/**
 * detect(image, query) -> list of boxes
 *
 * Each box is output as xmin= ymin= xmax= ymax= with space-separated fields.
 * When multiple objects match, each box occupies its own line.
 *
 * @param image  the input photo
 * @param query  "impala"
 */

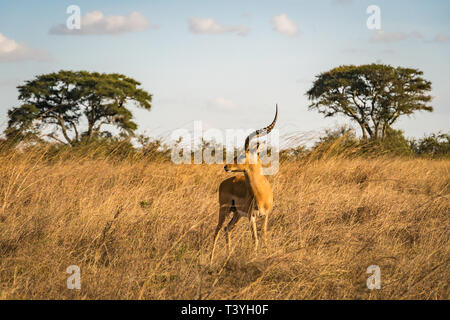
xmin=210 ymin=105 xmax=278 ymax=264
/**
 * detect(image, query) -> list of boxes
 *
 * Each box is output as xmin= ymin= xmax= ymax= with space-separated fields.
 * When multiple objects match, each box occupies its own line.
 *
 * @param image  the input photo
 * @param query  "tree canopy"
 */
xmin=306 ymin=64 xmax=433 ymax=140
xmin=5 ymin=70 xmax=152 ymax=145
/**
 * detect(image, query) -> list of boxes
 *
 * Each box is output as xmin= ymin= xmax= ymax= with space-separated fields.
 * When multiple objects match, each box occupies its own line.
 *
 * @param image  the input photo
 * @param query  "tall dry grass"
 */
xmin=0 ymin=147 xmax=448 ymax=299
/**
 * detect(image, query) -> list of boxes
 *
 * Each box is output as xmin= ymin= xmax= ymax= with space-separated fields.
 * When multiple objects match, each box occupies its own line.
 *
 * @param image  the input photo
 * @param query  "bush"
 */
xmin=411 ymin=132 xmax=450 ymax=157
xmin=307 ymin=126 xmax=414 ymax=159
xmin=308 ymin=126 xmax=361 ymax=159
xmin=0 ymin=134 xmax=173 ymax=163
xmin=366 ymin=128 xmax=414 ymax=157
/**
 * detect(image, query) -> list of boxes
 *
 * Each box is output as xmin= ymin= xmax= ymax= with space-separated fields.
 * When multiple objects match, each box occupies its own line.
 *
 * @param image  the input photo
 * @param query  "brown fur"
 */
xmin=210 ymin=106 xmax=278 ymax=264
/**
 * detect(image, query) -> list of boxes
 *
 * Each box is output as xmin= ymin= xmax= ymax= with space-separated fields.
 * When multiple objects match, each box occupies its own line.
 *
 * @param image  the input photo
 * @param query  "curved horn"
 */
xmin=245 ymin=104 xmax=278 ymax=151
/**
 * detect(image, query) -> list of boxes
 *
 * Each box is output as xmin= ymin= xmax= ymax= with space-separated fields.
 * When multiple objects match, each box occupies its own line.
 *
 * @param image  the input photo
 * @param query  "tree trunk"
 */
xmin=373 ymin=121 xmax=379 ymax=140
xmin=87 ymin=123 xmax=94 ymax=142
xmin=365 ymin=124 xmax=374 ymax=140
xmin=57 ymin=116 xmax=73 ymax=146
xmin=381 ymin=123 xmax=388 ymax=140
xmin=71 ymin=122 xmax=79 ymax=143
xmin=358 ymin=122 xmax=368 ymax=140
xmin=86 ymin=106 xmax=97 ymax=142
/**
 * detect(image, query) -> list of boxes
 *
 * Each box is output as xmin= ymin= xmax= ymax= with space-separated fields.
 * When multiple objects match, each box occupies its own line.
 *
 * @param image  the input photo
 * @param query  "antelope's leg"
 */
xmin=250 ymin=215 xmax=259 ymax=252
xmin=210 ymin=205 xmax=228 ymax=264
xmin=224 ymin=212 xmax=241 ymax=257
xmin=262 ymin=213 xmax=268 ymax=247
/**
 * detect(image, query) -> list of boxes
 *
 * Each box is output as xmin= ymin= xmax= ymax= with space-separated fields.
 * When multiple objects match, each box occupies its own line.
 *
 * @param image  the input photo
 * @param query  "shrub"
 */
xmin=411 ymin=132 xmax=450 ymax=157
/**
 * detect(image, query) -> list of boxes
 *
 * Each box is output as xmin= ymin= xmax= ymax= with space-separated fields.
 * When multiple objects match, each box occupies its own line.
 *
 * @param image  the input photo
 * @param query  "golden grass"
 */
xmin=0 ymin=149 xmax=448 ymax=299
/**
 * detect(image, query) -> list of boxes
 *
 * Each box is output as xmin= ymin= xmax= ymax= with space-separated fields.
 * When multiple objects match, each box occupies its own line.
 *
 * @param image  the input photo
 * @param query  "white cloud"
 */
xmin=370 ymin=30 xmax=408 ymax=43
xmin=49 ymin=11 xmax=152 ymax=35
xmin=410 ymin=31 xmax=423 ymax=39
xmin=434 ymin=34 xmax=449 ymax=43
xmin=370 ymin=30 xmax=424 ymax=43
xmin=188 ymin=17 xmax=249 ymax=36
xmin=210 ymin=97 xmax=236 ymax=111
xmin=0 ymin=33 xmax=51 ymax=62
xmin=341 ymin=48 xmax=396 ymax=55
xmin=333 ymin=0 xmax=353 ymax=5
xmin=270 ymin=14 xmax=299 ymax=37
xmin=370 ymin=30 xmax=450 ymax=44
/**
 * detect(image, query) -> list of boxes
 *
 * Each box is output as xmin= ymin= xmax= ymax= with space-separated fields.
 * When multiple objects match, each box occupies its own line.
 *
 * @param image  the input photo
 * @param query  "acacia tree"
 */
xmin=5 ymin=70 xmax=152 ymax=145
xmin=306 ymin=64 xmax=433 ymax=140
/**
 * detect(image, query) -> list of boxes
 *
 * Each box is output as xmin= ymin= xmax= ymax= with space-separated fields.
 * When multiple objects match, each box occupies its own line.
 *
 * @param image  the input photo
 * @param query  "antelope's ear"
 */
xmin=257 ymin=140 xmax=267 ymax=153
xmin=248 ymin=140 xmax=259 ymax=155
xmin=250 ymin=140 xmax=266 ymax=154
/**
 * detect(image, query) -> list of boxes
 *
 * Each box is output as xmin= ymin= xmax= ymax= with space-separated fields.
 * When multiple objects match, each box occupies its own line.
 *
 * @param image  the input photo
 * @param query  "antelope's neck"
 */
xmin=244 ymin=166 xmax=269 ymax=202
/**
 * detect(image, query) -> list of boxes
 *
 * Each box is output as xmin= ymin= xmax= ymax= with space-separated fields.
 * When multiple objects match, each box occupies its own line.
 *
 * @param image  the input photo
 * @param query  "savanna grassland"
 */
xmin=0 ymin=148 xmax=448 ymax=300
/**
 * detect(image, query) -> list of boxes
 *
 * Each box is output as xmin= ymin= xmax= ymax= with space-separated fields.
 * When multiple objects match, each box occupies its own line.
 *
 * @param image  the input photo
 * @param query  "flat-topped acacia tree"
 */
xmin=306 ymin=64 xmax=433 ymax=140
xmin=5 ymin=70 xmax=152 ymax=145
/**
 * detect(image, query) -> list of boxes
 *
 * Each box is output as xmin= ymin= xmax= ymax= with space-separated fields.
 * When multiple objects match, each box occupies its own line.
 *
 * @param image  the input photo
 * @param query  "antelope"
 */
xmin=210 ymin=105 xmax=278 ymax=264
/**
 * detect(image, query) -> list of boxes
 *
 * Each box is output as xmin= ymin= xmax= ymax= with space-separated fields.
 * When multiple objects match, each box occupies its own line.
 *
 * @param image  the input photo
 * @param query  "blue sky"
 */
xmin=0 ymin=0 xmax=449 ymax=145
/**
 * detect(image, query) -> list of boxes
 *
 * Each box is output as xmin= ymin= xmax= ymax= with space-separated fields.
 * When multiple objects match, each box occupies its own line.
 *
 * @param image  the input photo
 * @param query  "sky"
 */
xmin=0 ymin=0 xmax=449 ymax=146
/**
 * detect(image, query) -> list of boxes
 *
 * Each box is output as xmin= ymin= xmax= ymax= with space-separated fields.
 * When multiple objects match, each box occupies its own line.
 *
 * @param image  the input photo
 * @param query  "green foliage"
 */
xmin=0 ymin=134 xmax=173 ymax=163
xmin=5 ymin=70 xmax=152 ymax=146
xmin=363 ymin=128 xmax=414 ymax=157
xmin=279 ymin=145 xmax=308 ymax=161
xmin=411 ymin=132 xmax=450 ymax=157
xmin=135 ymin=134 xmax=172 ymax=161
xmin=307 ymin=64 xmax=433 ymax=140
xmin=310 ymin=126 xmax=360 ymax=159
xmin=306 ymin=126 xmax=414 ymax=159
xmin=379 ymin=128 xmax=414 ymax=156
